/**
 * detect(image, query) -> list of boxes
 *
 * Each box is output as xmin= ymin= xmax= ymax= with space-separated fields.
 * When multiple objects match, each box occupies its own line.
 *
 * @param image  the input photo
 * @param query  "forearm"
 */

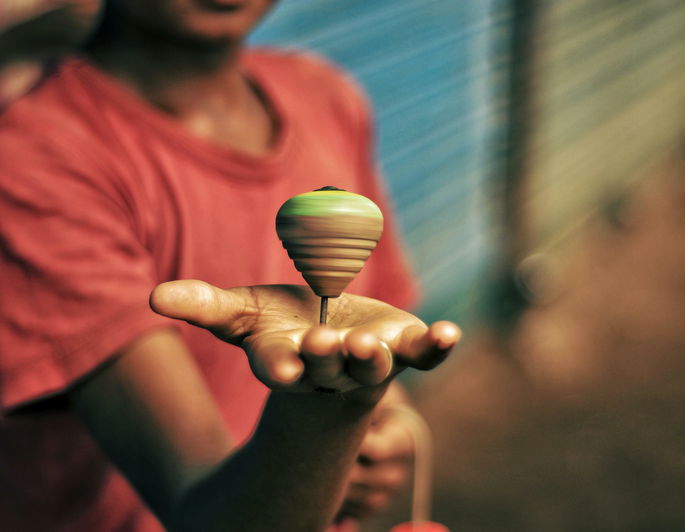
xmin=71 ymin=331 xmax=379 ymax=532
xmin=174 ymin=390 xmax=383 ymax=532
xmin=72 ymin=284 xmax=459 ymax=531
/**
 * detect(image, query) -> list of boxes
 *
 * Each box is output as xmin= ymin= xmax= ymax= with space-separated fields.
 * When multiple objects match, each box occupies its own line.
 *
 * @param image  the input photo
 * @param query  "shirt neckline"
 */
xmin=66 ymin=50 xmax=297 ymax=181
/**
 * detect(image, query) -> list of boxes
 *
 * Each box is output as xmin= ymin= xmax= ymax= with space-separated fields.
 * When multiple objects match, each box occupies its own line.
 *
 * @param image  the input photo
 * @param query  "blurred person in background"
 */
xmin=0 ymin=1 xmax=461 ymax=530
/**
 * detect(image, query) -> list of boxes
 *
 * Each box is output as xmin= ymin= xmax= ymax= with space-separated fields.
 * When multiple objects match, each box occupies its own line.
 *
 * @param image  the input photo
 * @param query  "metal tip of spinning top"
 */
xmin=319 ymin=296 xmax=328 ymax=325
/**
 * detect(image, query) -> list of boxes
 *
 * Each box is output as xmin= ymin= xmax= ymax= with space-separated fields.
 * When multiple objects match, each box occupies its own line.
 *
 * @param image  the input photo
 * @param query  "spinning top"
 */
xmin=276 ymin=186 xmax=384 ymax=324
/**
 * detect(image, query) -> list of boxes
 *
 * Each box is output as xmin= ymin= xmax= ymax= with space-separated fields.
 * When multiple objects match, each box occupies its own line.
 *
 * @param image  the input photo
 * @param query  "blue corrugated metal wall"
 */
xmin=250 ymin=0 xmax=510 ymax=324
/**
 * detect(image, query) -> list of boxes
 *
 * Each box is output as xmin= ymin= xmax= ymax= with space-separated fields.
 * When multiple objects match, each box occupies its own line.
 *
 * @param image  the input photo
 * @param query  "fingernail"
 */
xmin=379 ymin=340 xmax=393 ymax=380
xmin=436 ymin=337 xmax=456 ymax=350
xmin=436 ymin=324 xmax=461 ymax=348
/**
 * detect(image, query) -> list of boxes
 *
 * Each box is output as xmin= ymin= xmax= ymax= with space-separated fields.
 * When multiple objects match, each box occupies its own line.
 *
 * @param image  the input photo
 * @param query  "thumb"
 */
xmin=150 ymin=280 xmax=254 ymax=343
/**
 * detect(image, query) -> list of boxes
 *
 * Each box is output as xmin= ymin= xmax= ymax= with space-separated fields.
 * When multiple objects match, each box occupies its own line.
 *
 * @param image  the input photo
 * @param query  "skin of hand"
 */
xmin=148 ymin=280 xmax=460 ymax=530
xmin=338 ymin=383 xmax=415 ymax=521
xmin=150 ymin=280 xmax=461 ymax=405
xmin=70 ymin=280 xmax=459 ymax=531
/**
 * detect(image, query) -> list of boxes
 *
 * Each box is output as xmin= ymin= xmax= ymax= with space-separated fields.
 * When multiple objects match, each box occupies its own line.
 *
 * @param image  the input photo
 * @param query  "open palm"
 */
xmin=150 ymin=281 xmax=460 ymax=396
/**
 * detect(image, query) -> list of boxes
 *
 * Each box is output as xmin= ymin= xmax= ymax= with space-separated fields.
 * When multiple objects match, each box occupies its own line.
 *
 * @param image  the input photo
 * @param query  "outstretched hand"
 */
xmin=150 ymin=281 xmax=460 ymax=399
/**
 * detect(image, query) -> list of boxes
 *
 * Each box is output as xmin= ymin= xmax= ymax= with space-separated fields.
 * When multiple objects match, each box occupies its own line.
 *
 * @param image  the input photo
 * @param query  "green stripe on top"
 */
xmin=277 ymin=190 xmax=384 ymax=219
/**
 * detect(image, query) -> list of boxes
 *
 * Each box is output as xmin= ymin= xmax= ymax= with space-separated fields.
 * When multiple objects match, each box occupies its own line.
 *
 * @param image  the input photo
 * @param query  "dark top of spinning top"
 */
xmin=315 ymin=185 xmax=345 ymax=191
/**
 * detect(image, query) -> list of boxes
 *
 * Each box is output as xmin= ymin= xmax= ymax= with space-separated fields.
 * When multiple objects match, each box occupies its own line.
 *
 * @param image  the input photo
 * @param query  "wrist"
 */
xmin=339 ymin=381 xmax=391 ymax=407
xmin=268 ymin=383 xmax=389 ymax=417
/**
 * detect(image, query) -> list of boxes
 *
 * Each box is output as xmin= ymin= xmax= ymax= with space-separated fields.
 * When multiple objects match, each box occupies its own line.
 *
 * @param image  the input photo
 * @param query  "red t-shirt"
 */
xmin=0 ymin=50 xmax=418 ymax=530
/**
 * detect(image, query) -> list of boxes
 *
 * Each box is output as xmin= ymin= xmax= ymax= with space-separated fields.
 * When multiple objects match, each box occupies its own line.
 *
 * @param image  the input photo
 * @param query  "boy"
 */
xmin=0 ymin=1 xmax=460 ymax=530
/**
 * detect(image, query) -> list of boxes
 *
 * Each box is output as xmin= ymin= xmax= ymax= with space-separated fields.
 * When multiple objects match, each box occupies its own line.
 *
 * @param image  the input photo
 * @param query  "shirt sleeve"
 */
xmin=0 ymin=131 xmax=173 ymax=410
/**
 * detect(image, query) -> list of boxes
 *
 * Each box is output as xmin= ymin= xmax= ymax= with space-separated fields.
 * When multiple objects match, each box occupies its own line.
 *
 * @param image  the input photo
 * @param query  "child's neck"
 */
xmin=86 ymin=22 xmax=277 ymax=156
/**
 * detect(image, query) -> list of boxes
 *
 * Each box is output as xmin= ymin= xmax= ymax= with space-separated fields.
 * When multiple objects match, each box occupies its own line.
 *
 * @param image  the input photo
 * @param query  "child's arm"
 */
xmin=69 ymin=281 xmax=459 ymax=532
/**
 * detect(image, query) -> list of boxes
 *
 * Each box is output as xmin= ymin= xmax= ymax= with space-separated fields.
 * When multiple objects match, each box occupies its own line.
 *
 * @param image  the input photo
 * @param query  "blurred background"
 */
xmin=3 ymin=0 xmax=685 ymax=530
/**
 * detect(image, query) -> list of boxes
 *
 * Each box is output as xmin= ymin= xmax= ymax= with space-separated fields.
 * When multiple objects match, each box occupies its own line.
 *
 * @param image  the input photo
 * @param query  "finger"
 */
xmin=243 ymin=335 xmax=305 ymax=389
xmin=339 ymin=488 xmax=391 ymax=518
xmin=337 ymin=499 xmax=373 ymax=521
xmin=300 ymin=326 xmax=345 ymax=389
xmin=150 ymin=280 xmax=254 ymax=341
xmin=358 ymin=418 xmax=414 ymax=463
xmin=394 ymin=320 xmax=461 ymax=370
xmin=351 ymin=462 xmax=408 ymax=492
xmin=344 ymin=330 xmax=393 ymax=386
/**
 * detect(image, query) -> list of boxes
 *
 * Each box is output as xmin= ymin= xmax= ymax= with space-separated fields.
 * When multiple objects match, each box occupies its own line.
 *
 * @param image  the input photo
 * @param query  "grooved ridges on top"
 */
xmin=276 ymin=189 xmax=384 ymax=297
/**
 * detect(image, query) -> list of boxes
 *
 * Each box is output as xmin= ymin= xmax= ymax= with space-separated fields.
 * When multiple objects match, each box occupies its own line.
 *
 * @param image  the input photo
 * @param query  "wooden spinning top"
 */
xmin=276 ymin=186 xmax=384 ymax=323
